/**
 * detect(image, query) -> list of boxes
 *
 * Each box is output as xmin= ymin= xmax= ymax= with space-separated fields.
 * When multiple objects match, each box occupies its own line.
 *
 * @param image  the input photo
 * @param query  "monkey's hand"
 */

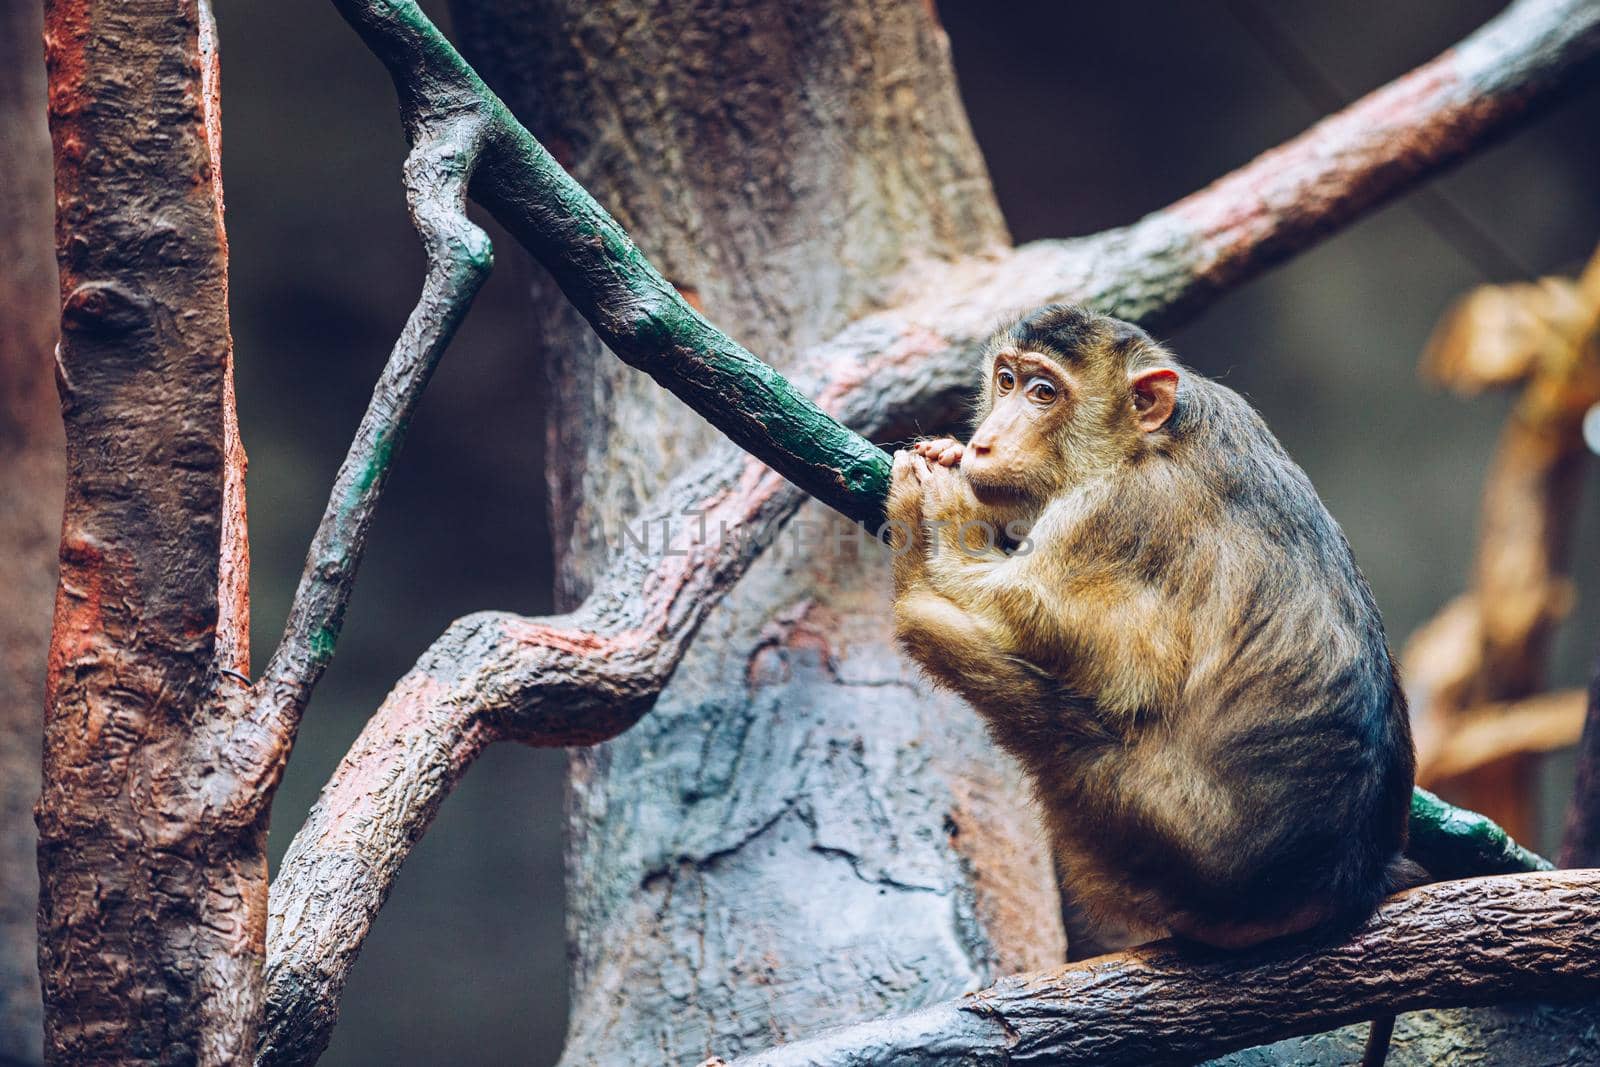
xmin=911 ymin=436 xmax=964 ymax=467
xmin=915 ymin=457 xmax=1004 ymax=570
xmin=888 ymin=449 xmax=934 ymax=593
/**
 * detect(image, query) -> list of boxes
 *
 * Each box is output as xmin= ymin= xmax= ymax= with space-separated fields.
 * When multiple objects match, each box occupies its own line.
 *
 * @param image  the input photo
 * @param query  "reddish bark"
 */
xmin=36 ymin=1 xmax=262 ymax=1061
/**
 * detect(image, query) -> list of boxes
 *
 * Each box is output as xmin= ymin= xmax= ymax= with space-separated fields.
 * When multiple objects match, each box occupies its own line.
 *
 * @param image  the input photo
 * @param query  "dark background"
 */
xmin=212 ymin=1 xmax=1600 ymax=1062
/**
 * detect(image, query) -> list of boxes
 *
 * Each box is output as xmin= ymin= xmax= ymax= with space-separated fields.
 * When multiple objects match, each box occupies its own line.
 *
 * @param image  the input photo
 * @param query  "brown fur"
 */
xmin=891 ymin=304 xmax=1416 ymax=952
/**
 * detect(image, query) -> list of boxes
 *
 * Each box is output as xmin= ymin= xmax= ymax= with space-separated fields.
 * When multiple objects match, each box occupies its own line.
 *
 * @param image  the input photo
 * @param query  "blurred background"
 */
xmin=7 ymin=0 xmax=1600 ymax=1062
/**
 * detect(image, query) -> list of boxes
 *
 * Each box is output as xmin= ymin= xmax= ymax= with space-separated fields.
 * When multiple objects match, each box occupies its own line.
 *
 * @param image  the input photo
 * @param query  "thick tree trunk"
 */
xmin=0 ymin=3 xmax=60 ymax=1061
xmin=36 ymin=2 xmax=262 ymax=1062
xmin=455 ymin=1 xmax=1066 ymax=1061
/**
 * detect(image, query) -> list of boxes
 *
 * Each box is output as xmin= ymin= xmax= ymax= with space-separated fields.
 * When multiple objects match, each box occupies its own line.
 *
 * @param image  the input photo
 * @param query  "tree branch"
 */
xmin=331 ymin=0 xmax=892 ymax=528
xmin=723 ymin=870 xmax=1600 ymax=1067
xmin=261 ymin=0 xmax=1598 ymax=1058
xmin=261 ymin=446 xmax=808 ymax=1064
xmin=248 ymin=108 xmax=493 ymax=792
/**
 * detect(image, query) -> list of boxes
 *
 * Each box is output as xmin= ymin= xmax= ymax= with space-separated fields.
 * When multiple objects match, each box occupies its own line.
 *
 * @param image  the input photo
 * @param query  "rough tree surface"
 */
xmin=36 ymin=1 xmax=263 ymax=1062
xmin=731 ymin=871 xmax=1600 ymax=1065
xmin=454 ymin=1 xmax=1066 ymax=1062
xmin=0 ymin=2 xmax=58 ymax=1061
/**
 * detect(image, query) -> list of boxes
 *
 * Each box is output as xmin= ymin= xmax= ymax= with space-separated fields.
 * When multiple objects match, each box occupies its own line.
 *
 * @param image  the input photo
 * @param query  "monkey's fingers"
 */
xmin=887 ymin=450 xmax=927 ymax=522
xmin=913 ymin=437 xmax=964 ymax=466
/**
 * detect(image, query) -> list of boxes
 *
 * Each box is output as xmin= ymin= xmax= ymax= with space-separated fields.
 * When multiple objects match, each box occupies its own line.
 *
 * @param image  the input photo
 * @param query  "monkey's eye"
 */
xmin=996 ymin=368 xmax=1016 ymax=393
xmin=1026 ymin=379 xmax=1058 ymax=405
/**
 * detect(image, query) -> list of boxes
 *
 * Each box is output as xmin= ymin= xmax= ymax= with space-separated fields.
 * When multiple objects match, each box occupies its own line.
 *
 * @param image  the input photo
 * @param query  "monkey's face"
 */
xmin=964 ymin=344 xmax=1182 ymax=504
xmin=963 ymin=348 xmax=1078 ymax=504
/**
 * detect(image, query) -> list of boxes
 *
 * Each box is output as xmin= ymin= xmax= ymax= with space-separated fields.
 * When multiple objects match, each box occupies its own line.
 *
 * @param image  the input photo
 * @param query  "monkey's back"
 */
xmin=1042 ymin=375 xmax=1416 ymax=948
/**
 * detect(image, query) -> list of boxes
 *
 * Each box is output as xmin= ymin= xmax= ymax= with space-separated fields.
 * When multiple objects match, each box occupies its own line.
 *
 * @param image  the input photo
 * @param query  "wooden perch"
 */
xmin=723 ymin=870 xmax=1600 ymax=1067
xmin=258 ymin=0 xmax=1600 ymax=1062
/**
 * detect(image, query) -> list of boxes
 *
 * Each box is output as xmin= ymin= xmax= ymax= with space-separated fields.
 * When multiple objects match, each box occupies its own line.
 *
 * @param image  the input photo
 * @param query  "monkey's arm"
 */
xmin=915 ymin=470 xmax=1190 ymax=718
xmin=889 ymin=451 xmax=1059 ymax=706
xmin=911 ymin=460 xmax=1061 ymax=621
xmin=886 ymin=448 xmax=944 ymax=596
xmin=894 ymin=588 xmax=1060 ymax=710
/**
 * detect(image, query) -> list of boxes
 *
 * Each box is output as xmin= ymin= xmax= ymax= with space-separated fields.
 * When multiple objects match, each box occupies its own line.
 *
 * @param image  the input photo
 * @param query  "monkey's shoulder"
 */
xmin=1168 ymin=379 xmax=1349 ymax=550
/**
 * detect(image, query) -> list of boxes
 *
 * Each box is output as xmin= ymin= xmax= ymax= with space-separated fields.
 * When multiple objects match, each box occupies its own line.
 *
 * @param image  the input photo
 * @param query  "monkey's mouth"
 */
xmin=963 ymin=463 xmax=1032 ymax=502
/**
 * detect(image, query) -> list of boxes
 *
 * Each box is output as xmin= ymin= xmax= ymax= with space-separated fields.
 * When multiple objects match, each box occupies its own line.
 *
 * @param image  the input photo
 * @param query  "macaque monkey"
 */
xmin=890 ymin=304 xmax=1418 ymax=962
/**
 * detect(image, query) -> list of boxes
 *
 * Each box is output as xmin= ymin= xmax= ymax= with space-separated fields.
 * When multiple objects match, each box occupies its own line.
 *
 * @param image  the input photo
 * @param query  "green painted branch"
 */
xmin=1410 ymin=786 xmax=1552 ymax=878
xmin=250 ymin=115 xmax=493 ymax=766
xmin=331 ymin=0 xmax=890 ymax=529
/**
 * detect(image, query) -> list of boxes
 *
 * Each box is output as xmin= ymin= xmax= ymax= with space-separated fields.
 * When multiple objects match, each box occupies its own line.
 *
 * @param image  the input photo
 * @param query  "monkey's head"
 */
xmin=964 ymin=305 xmax=1180 ymax=504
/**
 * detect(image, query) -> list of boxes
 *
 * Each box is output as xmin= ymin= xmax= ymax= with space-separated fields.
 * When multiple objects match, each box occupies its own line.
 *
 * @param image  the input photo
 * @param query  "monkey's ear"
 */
xmin=1130 ymin=368 xmax=1179 ymax=432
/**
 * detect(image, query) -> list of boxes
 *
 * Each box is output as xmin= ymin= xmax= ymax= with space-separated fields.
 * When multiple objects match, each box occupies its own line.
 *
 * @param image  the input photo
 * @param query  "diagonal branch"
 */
xmin=261 ymin=0 xmax=1600 ymax=1060
xmin=261 ymin=446 xmax=809 ymax=1065
xmin=248 ymin=112 xmax=493 ymax=782
xmin=723 ymin=870 xmax=1600 ymax=1067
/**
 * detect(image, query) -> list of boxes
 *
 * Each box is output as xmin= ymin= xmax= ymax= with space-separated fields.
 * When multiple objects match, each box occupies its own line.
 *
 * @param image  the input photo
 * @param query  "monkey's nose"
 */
xmin=969 ymin=439 xmax=992 ymax=456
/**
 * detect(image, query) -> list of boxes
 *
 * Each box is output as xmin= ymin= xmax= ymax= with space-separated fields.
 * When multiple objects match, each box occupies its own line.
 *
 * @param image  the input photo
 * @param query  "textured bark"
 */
xmin=730 ymin=871 xmax=1600 ymax=1067
xmin=36 ymin=2 xmax=263 ymax=1062
xmin=0 ymin=3 xmax=60 ymax=1061
xmin=455 ymin=3 xmax=1063 ymax=1065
